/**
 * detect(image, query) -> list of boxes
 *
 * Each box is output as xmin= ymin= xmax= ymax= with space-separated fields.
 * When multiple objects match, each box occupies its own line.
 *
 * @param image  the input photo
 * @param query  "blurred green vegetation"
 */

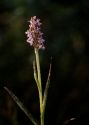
xmin=0 ymin=0 xmax=89 ymax=125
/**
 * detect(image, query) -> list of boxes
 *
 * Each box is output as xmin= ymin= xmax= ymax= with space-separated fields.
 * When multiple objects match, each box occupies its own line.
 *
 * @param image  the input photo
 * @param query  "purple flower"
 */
xmin=25 ymin=16 xmax=45 ymax=49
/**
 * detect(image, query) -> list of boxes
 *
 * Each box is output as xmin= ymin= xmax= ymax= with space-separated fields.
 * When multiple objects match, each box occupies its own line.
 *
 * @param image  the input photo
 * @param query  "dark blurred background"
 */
xmin=0 ymin=0 xmax=89 ymax=125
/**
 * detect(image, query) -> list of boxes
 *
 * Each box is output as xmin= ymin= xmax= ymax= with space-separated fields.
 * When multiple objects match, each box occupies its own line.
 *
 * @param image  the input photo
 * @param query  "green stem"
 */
xmin=34 ymin=48 xmax=44 ymax=125
xmin=34 ymin=48 xmax=42 ymax=89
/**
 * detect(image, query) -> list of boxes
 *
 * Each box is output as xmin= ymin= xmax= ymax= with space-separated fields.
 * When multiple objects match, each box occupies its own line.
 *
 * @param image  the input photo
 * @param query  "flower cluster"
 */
xmin=25 ymin=16 xmax=45 ymax=49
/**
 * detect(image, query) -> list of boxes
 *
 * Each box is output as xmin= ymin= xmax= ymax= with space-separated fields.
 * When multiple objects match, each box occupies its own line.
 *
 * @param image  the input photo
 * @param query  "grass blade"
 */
xmin=4 ymin=87 xmax=39 ymax=125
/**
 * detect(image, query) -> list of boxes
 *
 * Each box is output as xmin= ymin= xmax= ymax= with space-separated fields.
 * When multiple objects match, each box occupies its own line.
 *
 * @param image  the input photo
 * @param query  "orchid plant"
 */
xmin=4 ymin=16 xmax=51 ymax=125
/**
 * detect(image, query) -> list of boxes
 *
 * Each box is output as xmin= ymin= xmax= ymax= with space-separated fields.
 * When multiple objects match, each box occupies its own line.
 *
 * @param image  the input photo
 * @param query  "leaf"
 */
xmin=4 ymin=87 xmax=39 ymax=125
xmin=43 ymin=61 xmax=52 ymax=112
xmin=33 ymin=61 xmax=40 ymax=90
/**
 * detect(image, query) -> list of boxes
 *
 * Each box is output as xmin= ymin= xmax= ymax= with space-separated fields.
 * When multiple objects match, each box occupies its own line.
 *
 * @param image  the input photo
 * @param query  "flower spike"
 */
xmin=25 ymin=16 xmax=45 ymax=50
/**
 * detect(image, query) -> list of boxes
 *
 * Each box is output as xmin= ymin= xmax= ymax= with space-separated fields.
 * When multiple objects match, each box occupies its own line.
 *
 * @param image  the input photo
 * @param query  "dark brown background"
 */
xmin=0 ymin=0 xmax=89 ymax=125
